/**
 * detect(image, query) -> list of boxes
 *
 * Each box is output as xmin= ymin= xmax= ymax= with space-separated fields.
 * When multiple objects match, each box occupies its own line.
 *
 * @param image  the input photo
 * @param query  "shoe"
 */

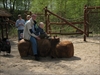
xmin=34 ymin=55 xmax=40 ymax=61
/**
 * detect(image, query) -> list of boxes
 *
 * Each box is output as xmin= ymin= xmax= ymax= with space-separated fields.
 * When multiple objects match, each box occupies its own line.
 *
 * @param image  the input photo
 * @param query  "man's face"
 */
xmin=32 ymin=14 xmax=37 ymax=20
xmin=18 ymin=16 xmax=22 ymax=19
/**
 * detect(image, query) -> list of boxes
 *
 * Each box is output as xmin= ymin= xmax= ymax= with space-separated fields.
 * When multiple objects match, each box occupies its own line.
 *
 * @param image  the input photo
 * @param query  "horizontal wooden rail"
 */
xmin=47 ymin=32 xmax=83 ymax=35
xmin=87 ymin=6 xmax=100 ymax=9
xmin=49 ymin=22 xmax=84 ymax=25
xmin=47 ymin=32 xmax=92 ymax=35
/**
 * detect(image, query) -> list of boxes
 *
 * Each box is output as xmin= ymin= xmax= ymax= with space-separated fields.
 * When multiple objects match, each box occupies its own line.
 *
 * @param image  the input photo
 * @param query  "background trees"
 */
xmin=0 ymin=0 xmax=100 ymax=33
xmin=0 ymin=0 xmax=30 ymax=11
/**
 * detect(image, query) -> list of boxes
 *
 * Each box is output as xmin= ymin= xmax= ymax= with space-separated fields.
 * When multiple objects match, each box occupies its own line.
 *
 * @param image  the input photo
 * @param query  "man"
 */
xmin=23 ymin=14 xmax=40 ymax=61
xmin=15 ymin=14 xmax=25 ymax=41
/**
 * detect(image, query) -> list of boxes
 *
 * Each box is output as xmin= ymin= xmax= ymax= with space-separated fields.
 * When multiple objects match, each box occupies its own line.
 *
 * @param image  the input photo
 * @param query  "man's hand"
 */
xmin=35 ymin=36 xmax=40 ymax=40
xmin=19 ymin=23 xmax=24 ymax=26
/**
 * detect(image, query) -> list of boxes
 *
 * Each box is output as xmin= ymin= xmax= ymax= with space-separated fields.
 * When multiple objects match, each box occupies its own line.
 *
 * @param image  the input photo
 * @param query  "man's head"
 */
xmin=18 ymin=14 xmax=22 ymax=19
xmin=26 ymin=15 xmax=31 ymax=20
xmin=31 ymin=14 xmax=37 ymax=20
xmin=39 ymin=22 xmax=44 ymax=29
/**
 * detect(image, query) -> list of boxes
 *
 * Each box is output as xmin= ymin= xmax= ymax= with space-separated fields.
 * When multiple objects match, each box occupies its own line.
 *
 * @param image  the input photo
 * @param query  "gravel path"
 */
xmin=0 ymin=35 xmax=100 ymax=75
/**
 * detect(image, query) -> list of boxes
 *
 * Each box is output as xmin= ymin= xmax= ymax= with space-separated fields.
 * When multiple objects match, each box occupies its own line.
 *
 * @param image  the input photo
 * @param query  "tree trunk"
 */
xmin=3 ymin=0 xmax=5 ymax=8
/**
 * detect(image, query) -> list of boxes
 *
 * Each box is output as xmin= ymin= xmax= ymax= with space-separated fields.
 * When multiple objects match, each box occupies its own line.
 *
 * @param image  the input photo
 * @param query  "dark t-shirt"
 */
xmin=35 ymin=26 xmax=45 ymax=35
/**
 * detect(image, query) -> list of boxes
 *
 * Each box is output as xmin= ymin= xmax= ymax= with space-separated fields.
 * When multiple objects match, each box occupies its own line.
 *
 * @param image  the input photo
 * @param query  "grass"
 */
xmin=8 ymin=27 xmax=18 ymax=38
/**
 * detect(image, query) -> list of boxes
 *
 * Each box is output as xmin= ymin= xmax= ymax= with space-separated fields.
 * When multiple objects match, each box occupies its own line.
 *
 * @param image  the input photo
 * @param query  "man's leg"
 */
xmin=30 ymin=36 xmax=37 ymax=55
xmin=30 ymin=36 xmax=40 ymax=60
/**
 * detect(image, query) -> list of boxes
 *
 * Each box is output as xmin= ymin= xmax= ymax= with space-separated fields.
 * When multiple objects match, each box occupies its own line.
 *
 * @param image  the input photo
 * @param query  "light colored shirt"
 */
xmin=15 ymin=19 xmax=25 ymax=30
xmin=23 ymin=18 xmax=37 ymax=40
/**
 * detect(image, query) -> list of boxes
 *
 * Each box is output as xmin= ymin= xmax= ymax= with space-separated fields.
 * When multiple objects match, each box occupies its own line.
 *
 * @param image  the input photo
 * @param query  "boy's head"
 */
xmin=39 ymin=22 xmax=44 ymax=29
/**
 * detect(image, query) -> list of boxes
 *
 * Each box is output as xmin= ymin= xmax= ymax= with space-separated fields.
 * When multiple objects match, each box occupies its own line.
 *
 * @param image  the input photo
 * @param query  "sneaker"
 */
xmin=34 ymin=55 xmax=40 ymax=61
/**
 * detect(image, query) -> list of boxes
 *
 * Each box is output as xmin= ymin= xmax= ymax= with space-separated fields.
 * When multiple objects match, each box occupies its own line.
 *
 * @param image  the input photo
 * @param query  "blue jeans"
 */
xmin=18 ymin=30 xmax=23 ymax=41
xmin=30 ymin=36 xmax=38 ymax=55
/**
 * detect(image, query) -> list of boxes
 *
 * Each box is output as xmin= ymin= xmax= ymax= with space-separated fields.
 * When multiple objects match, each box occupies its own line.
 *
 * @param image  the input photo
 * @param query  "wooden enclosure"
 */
xmin=44 ymin=6 xmax=100 ymax=41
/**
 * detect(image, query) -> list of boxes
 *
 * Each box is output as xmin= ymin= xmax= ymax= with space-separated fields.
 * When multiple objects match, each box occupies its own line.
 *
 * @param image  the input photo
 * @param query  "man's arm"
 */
xmin=26 ymin=23 xmax=40 ymax=40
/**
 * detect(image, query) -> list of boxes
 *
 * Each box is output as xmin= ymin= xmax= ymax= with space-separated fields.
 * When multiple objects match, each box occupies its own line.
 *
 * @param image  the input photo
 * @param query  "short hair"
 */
xmin=39 ymin=22 xmax=44 ymax=25
xmin=18 ymin=14 xmax=21 ymax=17
xmin=26 ymin=15 xmax=31 ymax=18
xmin=31 ymin=14 xmax=37 ymax=17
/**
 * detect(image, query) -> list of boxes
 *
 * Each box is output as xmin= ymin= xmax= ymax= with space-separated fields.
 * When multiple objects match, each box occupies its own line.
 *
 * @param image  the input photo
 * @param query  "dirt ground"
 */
xmin=0 ymin=35 xmax=100 ymax=75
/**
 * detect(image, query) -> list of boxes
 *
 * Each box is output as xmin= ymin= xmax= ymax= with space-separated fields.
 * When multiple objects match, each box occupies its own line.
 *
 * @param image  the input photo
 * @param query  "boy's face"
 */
xmin=40 ymin=24 xmax=44 ymax=29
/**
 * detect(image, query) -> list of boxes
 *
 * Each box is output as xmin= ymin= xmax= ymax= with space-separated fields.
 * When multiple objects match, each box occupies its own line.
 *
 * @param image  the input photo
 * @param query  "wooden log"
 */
xmin=18 ymin=39 xmax=33 ymax=57
xmin=48 ymin=36 xmax=60 ymax=58
xmin=18 ymin=39 xmax=51 ymax=57
xmin=37 ymin=39 xmax=51 ymax=57
xmin=56 ymin=41 xmax=74 ymax=58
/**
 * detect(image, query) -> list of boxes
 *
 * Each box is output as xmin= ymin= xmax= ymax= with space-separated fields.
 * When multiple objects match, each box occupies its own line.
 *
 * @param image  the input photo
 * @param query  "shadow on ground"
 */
xmin=20 ymin=56 xmax=81 ymax=62
xmin=0 ymin=54 xmax=14 ymax=58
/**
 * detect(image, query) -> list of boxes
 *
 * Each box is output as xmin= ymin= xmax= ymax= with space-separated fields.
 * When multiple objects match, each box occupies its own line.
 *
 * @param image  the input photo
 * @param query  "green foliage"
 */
xmin=0 ymin=0 xmax=100 ymax=37
xmin=8 ymin=26 xmax=18 ymax=37
xmin=89 ymin=12 xmax=100 ymax=33
xmin=51 ymin=25 xmax=76 ymax=33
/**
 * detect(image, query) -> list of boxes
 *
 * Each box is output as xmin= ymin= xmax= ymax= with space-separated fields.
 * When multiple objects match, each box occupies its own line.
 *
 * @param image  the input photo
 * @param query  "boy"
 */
xmin=35 ymin=22 xmax=48 ymax=39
